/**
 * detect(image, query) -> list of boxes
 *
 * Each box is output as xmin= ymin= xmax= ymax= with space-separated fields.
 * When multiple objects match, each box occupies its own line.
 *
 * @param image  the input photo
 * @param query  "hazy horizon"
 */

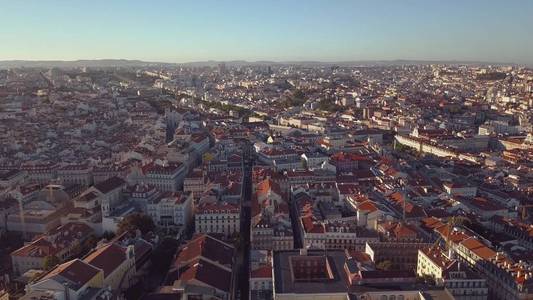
xmin=1 ymin=0 xmax=533 ymax=65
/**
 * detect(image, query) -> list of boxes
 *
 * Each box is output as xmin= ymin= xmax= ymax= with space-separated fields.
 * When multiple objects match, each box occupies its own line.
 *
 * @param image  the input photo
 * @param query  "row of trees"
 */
xmin=180 ymin=94 xmax=252 ymax=116
xmin=476 ymin=72 xmax=507 ymax=81
xmin=117 ymin=213 xmax=155 ymax=235
xmin=42 ymin=233 xmax=101 ymax=271
xmin=317 ymin=98 xmax=342 ymax=112
xmin=276 ymin=89 xmax=307 ymax=108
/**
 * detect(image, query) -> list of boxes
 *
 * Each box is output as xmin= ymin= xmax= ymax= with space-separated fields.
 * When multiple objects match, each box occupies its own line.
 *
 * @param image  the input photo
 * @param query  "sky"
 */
xmin=0 ymin=0 xmax=532 ymax=64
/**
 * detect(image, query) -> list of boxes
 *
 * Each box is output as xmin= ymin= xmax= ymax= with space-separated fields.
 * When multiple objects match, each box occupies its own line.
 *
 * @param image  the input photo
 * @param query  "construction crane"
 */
xmin=431 ymin=215 xmax=468 ymax=255
xmin=445 ymin=216 xmax=468 ymax=249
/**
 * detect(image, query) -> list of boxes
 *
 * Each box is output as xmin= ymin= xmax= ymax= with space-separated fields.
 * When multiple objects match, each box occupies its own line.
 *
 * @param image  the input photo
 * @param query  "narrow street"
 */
xmin=236 ymin=143 xmax=253 ymax=299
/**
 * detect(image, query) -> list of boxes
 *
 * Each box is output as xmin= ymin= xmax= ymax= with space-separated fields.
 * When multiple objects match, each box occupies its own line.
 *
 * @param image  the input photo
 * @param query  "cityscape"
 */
xmin=1 ymin=1 xmax=533 ymax=300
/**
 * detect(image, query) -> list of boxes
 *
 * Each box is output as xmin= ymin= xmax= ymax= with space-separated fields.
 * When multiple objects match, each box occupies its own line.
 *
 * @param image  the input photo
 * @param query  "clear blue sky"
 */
xmin=1 ymin=0 xmax=532 ymax=64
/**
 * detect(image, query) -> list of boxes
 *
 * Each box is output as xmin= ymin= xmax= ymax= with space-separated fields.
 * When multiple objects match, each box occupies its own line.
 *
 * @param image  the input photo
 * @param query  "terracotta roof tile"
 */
xmin=83 ymin=243 xmax=127 ymax=278
xmin=175 ymin=234 xmax=234 ymax=267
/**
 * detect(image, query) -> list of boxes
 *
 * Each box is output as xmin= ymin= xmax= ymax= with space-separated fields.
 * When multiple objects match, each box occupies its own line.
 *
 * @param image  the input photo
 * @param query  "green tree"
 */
xmin=30 ymin=271 xmax=43 ymax=283
xmin=292 ymin=89 xmax=305 ymax=100
xmin=43 ymin=255 xmax=60 ymax=270
xmin=476 ymin=72 xmax=506 ymax=81
xmin=419 ymin=274 xmax=436 ymax=284
xmin=376 ymin=260 xmax=393 ymax=271
xmin=150 ymin=237 xmax=179 ymax=271
xmin=317 ymin=99 xmax=342 ymax=112
xmin=82 ymin=234 xmax=99 ymax=251
xmin=117 ymin=213 xmax=155 ymax=235
xmin=102 ymin=231 xmax=116 ymax=240
xmin=71 ymin=243 xmax=82 ymax=256
xmin=273 ymin=88 xmax=307 ymax=109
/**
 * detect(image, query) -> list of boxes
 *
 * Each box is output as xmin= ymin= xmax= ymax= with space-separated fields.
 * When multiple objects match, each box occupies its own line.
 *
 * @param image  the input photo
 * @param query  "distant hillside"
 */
xmin=0 ymin=59 xmax=165 ymax=69
xmin=0 ymin=59 xmax=524 ymax=69
xmin=179 ymin=59 xmax=523 ymax=67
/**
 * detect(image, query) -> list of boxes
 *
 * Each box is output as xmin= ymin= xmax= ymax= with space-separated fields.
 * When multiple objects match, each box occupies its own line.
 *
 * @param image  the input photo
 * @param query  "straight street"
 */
xmin=236 ymin=144 xmax=253 ymax=299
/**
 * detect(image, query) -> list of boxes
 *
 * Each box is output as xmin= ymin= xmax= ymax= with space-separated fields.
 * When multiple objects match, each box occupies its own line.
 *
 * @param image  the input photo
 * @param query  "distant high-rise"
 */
xmin=218 ymin=62 xmax=227 ymax=74
xmin=362 ymin=107 xmax=373 ymax=119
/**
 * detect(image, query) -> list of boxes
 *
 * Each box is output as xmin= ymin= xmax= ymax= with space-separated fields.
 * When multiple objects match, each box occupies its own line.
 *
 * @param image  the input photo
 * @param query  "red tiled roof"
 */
xmin=256 ymin=178 xmax=283 ymax=198
xmin=348 ymin=250 xmax=372 ymax=263
xmin=196 ymin=202 xmax=239 ymax=214
xmin=420 ymin=217 xmax=445 ymax=230
xmin=175 ymin=234 xmax=234 ymax=267
xmin=358 ymin=201 xmax=378 ymax=213
xmin=337 ymin=184 xmax=359 ymax=195
xmin=380 ymin=221 xmax=418 ymax=239
xmin=301 ymin=216 xmax=325 ymax=233
xmin=178 ymin=258 xmax=232 ymax=292
xmin=389 ymin=191 xmax=405 ymax=203
xmin=42 ymin=259 xmax=100 ymax=291
xmin=12 ymin=222 xmax=93 ymax=258
xmin=94 ymin=176 xmax=125 ymax=194
xmin=251 ymin=194 xmax=261 ymax=218
xmin=330 ymin=151 xmax=368 ymax=162
xmin=251 ymin=265 xmax=272 ymax=278
xmin=435 ymin=224 xmax=472 ymax=244
xmin=467 ymin=197 xmax=505 ymax=212
xmin=84 ymin=243 xmax=127 ymax=278
xmin=460 ymin=238 xmax=496 ymax=260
